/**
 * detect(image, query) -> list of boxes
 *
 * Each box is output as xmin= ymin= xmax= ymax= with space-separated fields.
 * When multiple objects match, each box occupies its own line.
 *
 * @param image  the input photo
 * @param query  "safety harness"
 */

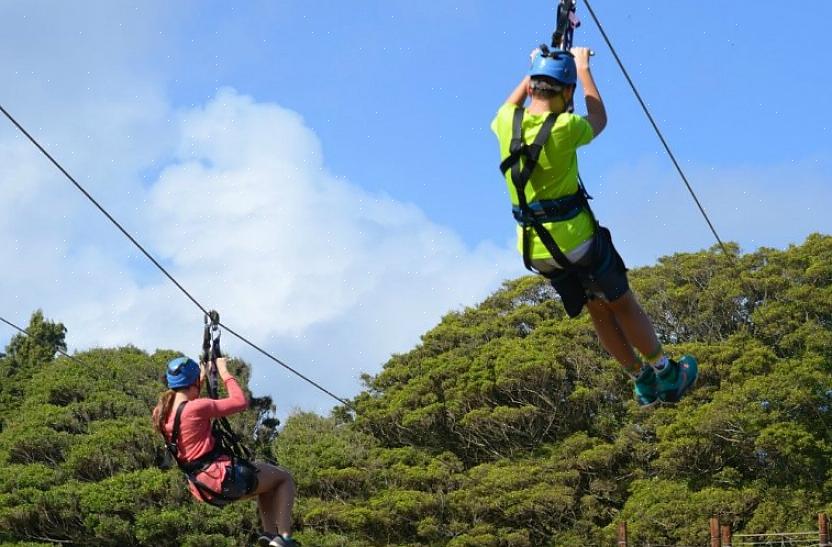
xmin=499 ymin=107 xmax=596 ymax=276
xmin=200 ymin=310 xmax=253 ymax=463
xmin=553 ymin=0 xmax=579 ymax=52
xmin=164 ymin=401 xmax=241 ymax=506
xmin=163 ymin=310 xmax=256 ymax=507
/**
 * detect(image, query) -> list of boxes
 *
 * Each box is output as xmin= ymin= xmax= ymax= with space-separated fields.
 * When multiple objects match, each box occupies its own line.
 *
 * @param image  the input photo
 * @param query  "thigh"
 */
xmin=249 ymin=461 xmax=294 ymax=496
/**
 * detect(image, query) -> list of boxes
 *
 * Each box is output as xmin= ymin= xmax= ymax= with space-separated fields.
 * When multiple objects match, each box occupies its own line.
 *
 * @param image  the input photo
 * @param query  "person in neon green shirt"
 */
xmin=492 ymin=46 xmax=697 ymax=406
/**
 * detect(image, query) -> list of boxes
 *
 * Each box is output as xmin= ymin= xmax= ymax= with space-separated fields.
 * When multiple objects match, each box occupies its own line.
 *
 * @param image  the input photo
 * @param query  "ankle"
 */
xmin=656 ymin=358 xmax=679 ymax=380
xmin=634 ymin=364 xmax=656 ymax=382
xmin=645 ymin=345 xmax=667 ymax=370
xmin=624 ymin=360 xmax=644 ymax=378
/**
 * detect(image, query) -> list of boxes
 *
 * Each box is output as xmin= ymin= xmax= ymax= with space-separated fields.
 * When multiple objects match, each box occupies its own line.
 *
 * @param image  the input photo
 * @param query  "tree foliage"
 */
xmin=1 ymin=234 xmax=831 ymax=545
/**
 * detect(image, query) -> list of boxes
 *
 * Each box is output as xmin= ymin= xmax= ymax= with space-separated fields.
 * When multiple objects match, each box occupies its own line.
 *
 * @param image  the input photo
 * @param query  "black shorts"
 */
xmin=216 ymin=459 xmax=259 ymax=505
xmin=543 ymin=226 xmax=630 ymax=318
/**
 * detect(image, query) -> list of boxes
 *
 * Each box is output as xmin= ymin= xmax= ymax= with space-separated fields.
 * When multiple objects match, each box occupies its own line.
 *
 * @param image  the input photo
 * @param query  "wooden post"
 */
xmin=721 ymin=523 xmax=732 ymax=547
xmin=710 ymin=516 xmax=721 ymax=547
xmin=820 ymin=512 xmax=830 ymax=547
xmin=617 ymin=521 xmax=628 ymax=547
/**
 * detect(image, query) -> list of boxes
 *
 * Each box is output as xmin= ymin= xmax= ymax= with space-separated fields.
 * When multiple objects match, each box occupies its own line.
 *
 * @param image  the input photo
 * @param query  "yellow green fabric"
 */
xmin=491 ymin=103 xmax=596 ymax=259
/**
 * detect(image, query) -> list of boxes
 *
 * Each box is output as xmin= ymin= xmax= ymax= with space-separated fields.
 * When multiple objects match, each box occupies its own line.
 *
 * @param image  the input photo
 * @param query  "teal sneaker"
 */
xmin=633 ymin=365 xmax=659 ymax=407
xmin=656 ymin=355 xmax=698 ymax=403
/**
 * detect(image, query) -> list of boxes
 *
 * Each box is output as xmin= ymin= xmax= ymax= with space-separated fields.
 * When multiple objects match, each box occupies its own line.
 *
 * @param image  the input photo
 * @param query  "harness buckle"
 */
xmin=512 ymin=193 xmax=586 ymax=225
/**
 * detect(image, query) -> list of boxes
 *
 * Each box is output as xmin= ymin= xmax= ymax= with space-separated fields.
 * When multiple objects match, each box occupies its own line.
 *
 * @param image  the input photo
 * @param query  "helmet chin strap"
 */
xmin=565 ymin=89 xmax=575 ymax=113
xmin=555 ymin=89 xmax=574 ymax=114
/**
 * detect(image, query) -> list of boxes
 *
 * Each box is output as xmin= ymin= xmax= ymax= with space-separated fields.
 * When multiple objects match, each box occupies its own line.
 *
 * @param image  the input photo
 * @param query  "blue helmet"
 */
xmin=166 ymin=356 xmax=200 ymax=389
xmin=529 ymin=49 xmax=577 ymax=86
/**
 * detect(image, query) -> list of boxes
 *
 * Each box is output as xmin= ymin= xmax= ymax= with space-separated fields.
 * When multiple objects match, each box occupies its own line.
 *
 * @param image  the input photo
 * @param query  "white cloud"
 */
xmin=1 ymin=0 xmax=181 ymax=357
xmin=4 ymin=75 xmax=831 ymax=415
xmin=2 ymin=86 xmax=520 ymax=416
xmin=143 ymin=88 xmax=520 ymax=411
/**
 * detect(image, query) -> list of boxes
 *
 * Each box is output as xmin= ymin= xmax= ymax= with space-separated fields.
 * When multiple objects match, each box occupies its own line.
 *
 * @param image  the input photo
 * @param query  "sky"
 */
xmin=1 ymin=1 xmax=830 ymax=418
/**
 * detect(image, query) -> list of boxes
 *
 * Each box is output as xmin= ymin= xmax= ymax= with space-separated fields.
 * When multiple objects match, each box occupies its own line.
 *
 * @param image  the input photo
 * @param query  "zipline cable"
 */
xmin=0 ymin=314 xmax=84 ymax=366
xmin=578 ymin=0 xmax=733 ymax=259
xmin=0 ymin=104 xmax=353 ymax=410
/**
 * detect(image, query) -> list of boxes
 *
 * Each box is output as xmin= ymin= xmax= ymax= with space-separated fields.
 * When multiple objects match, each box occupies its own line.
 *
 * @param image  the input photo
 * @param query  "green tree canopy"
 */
xmin=1 ymin=234 xmax=831 ymax=545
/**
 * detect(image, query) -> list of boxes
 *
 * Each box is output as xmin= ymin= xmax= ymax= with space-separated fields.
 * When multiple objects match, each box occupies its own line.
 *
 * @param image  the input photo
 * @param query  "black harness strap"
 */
xmin=500 ymin=107 xmax=592 ymax=275
xmin=553 ymin=0 xmax=579 ymax=51
xmin=198 ymin=310 xmax=253 ymax=463
xmin=202 ymin=311 xmax=221 ymax=399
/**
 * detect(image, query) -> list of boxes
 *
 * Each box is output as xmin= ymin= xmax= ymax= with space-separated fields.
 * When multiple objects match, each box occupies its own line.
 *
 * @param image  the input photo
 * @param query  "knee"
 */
xmin=280 ymin=469 xmax=296 ymax=492
xmin=586 ymin=296 xmax=614 ymax=319
xmin=607 ymin=290 xmax=638 ymax=312
xmin=262 ymin=463 xmax=295 ymax=491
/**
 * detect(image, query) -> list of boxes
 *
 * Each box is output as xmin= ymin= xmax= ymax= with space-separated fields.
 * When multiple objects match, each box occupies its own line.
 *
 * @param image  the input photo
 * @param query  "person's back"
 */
xmin=492 ymin=47 xmax=605 ymax=267
xmin=162 ymin=379 xmax=246 ymax=501
xmin=492 ymin=103 xmax=596 ymax=261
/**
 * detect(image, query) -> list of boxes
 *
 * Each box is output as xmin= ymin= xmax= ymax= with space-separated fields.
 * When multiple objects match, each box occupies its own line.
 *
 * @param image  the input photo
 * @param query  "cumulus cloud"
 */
xmin=0 ymin=0 xmax=182 ymax=356
xmin=4 ymin=84 xmax=830 ymax=415
xmin=143 ymin=89 xmax=520 ymax=412
xmin=2 ymin=86 xmax=520 ymax=415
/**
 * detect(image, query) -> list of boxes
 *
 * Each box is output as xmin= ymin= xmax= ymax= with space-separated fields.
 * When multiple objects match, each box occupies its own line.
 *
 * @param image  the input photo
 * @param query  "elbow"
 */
xmin=222 ymin=394 xmax=249 ymax=414
xmin=231 ymin=397 xmax=249 ymax=413
xmin=591 ymin=111 xmax=607 ymax=137
xmin=594 ymin=118 xmax=607 ymax=137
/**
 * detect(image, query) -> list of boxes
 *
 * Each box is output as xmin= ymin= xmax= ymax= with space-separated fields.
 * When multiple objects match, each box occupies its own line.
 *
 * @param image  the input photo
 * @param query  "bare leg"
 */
xmin=586 ymin=297 xmax=640 ymax=373
xmin=271 ymin=467 xmax=295 ymax=536
xmin=606 ymin=291 xmax=661 ymax=358
xmin=257 ymin=488 xmax=276 ymax=533
xmin=248 ymin=462 xmax=296 ymax=536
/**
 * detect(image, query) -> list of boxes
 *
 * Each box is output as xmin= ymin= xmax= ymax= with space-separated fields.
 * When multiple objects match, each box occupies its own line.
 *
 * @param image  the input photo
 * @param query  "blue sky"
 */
xmin=155 ymin=0 xmax=832 ymax=250
xmin=1 ymin=1 xmax=830 ymax=416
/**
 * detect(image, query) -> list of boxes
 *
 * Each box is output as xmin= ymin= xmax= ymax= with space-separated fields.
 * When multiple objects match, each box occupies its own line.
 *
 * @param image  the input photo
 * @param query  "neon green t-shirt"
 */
xmin=491 ymin=103 xmax=596 ymax=260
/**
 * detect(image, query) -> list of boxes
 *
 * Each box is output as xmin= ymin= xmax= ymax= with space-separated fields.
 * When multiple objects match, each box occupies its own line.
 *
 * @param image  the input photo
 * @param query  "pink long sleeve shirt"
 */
xmin=164 ymin=377 xmax=248 ymax=501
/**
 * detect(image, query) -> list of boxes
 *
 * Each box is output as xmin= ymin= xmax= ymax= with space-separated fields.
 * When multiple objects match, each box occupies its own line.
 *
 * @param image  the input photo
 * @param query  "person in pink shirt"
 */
xmin=153 ymin=356 xmax=298 ymax=547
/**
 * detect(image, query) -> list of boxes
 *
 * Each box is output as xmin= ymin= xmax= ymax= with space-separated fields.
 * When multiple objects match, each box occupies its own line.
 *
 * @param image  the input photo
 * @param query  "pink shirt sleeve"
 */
xmin=187 ymin=377 xmax=248 ymax=419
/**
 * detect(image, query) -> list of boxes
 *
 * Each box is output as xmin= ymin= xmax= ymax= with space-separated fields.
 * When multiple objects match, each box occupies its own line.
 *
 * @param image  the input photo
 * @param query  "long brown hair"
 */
xmin=152 ymin=390 xmax=177 ymax=436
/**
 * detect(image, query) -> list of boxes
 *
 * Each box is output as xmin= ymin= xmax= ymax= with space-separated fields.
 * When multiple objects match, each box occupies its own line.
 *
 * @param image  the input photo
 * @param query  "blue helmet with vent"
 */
xmin=166 ymin=356 xmax=200 ymax=389
xmin=529 ymin=48 xmax=577 ymax=85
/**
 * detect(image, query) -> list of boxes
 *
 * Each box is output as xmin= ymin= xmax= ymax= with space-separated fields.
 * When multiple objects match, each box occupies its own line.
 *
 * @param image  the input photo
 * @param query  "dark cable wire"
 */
xmin=217 ymin=322 xmax=350 ymax=407
xmin=579 ymin=0 xmax=733 ymax=259
xmin=0 ymin=314 xmax=84 ymax=366
xmin=0 ymin=104 xmax=353 ymax=410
